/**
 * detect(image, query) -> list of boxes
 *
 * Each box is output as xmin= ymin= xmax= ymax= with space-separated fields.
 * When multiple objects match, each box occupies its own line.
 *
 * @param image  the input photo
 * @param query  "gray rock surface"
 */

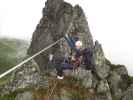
xmin=107 ymin=65 xmax=129 ymax=99
xmin=93 ymin=41 xmax=110 ymax=79
xmin=15 ymin=91 xmax=34 ymax=100
xmin=28 ymin=0 xmax=94 ymax=72
xmin=97 ymin=80 xmax=110 ymax=93
xmin=71 ymin=67 xmax=98 ymax=89
xmin=0 ymin=0 xmax=132 ymax=100
xmin=2 ymin=60 xmax=48 ymax=94
xmin=96 ymin=80 xmax=112 ymax=100
xmin=95 ymin=92 xmax=112 ymax=100
xmin=122 ymin=84 xmax=133 ymax=100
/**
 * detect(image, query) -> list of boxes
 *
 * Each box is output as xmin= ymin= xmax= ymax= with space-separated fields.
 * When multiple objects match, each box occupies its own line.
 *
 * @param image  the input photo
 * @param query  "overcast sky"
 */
xmin=0 ymin=0 xmax=133 ymax=75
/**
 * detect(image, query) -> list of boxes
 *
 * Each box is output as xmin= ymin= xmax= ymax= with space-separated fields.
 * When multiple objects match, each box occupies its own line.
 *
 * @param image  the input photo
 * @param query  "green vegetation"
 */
xmin=0 ymin=93 xmax=16 ymax=100
xmin=0 ymin=87 xmax=34 ymax=100
xmin=0 ymin=38 xmax=29 ymax=73
xmin=127 ymin=76 xmax=133 ymax=84
xmin=0 ymin=37 xmax=29 ymax=85
xmin=0 ymin=41 xmax=17 ymax=73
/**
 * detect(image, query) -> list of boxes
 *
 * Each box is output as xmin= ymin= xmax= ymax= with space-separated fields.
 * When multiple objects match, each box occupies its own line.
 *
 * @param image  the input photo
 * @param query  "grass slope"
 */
xmin=0 ymin=37 xmax=29 ymax=85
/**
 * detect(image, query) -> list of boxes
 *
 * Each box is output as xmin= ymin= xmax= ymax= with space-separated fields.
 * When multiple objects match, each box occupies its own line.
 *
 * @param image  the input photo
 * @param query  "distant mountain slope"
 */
xmin=0 ymin=37 xmax=29 ymax=74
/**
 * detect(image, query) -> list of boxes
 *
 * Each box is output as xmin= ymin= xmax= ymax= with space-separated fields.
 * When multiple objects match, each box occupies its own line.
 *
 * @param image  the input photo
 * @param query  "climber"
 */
xmin=55 ymin=40 xmax=83 ymax=80
xmin=64 ymin=33 xmax=95 ymax=71
xmin=70 ymin=41 xmax=95 ymax=71
xmin=49 ymin=32 xmax=94 ymax=79
xmin=63 ymin=32 xmax=81 ymax=69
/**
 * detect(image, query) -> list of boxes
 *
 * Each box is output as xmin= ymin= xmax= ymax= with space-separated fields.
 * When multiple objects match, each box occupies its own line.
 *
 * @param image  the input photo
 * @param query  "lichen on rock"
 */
xmin=0 ymin=0 xmax=133 ymax=100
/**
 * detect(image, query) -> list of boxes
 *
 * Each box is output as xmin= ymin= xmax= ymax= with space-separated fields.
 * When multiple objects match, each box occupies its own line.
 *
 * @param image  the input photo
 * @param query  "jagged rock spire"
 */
xmin=28 ymin=0 xmax=94 ymax=71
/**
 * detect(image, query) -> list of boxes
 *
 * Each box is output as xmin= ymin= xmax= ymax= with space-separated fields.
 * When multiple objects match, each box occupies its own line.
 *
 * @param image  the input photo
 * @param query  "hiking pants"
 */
xmin=56 ymin=63 xmax=73 ymax=77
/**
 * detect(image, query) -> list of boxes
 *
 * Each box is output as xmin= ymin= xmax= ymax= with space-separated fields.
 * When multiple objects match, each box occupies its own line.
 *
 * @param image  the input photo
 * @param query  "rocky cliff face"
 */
xmin=1 ymin=0 xmax=133 ymax=100
xmin=27 ymin=0 xmax=93 ymax=71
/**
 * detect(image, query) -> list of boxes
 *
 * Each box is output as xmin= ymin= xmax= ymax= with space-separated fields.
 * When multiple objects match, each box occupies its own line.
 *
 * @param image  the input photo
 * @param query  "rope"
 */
xmin=0 ymin=38 xmax=64 ymax=79
xmin=48 ymin=80 xmax=58 ymax=100
xmin=0 ymin=15 xmax=74 ymax=79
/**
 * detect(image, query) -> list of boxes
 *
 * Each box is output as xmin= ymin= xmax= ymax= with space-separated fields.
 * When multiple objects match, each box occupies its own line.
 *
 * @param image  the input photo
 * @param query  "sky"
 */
xmin=0 ymin=0 xmax=133 ymax=75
